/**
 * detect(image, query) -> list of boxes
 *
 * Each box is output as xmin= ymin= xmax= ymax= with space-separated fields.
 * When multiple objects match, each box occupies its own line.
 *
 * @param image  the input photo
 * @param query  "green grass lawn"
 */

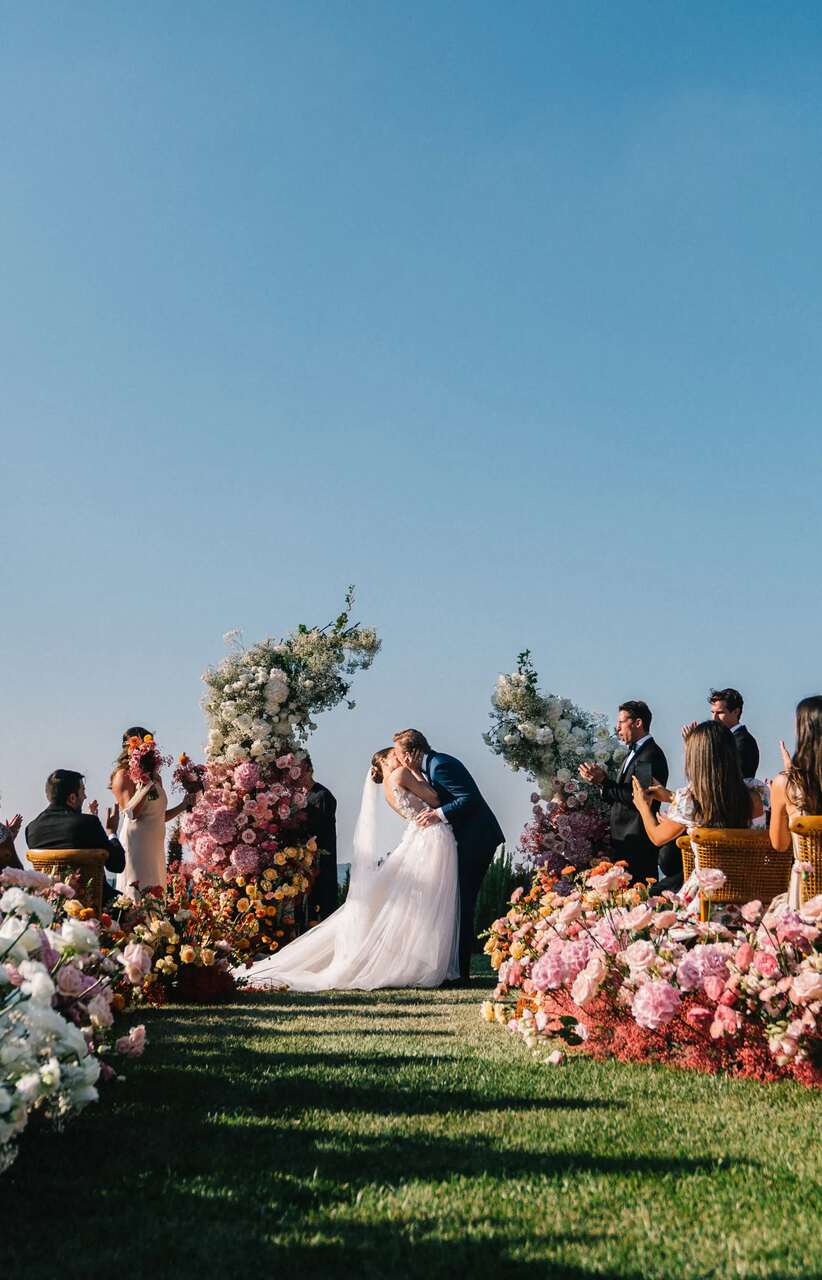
xmin=8 ymin=960 xmax=821 ymax=1279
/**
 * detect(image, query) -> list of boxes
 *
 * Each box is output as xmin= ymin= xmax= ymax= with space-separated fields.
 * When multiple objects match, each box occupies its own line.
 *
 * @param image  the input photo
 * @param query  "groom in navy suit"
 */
xmin=393 ymin=729 xmax=504 ymax=985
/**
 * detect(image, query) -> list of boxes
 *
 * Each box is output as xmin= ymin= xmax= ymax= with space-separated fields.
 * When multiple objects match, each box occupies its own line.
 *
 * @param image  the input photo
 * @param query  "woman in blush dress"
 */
xmin=110 ymin=726 xmax=190 ymax=899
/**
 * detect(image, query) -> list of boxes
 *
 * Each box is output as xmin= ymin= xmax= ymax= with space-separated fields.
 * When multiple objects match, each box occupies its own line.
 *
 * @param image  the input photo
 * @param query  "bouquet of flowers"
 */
xmin=0 ymin=867 xmax=146 ymax=1174
xmin=202 ymin=588 xmax=380 ymax=765
xmin=518 ymin=791 xmax=611 ymax=880
xmin=127 ymin=733 xmax=171 ymax=786
xmin=480 ymin=861 xmax=822 ymax=1086
xmin=172 ymin=753 xmax=207 ymax=796
xmin=485 ymin=651 xmax=625 ymax=802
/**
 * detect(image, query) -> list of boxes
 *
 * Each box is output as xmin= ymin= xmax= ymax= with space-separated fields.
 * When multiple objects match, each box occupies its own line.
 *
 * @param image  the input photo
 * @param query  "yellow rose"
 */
xmin=236 ymin=876 xmax=246 ymax=887
xmin=263 ymin=867 xmax=275 ymax=879
xmin=273 ymin=888 xmax=285 ymax=901
xmin=510 ymin=942 xmax=525 ymax=960
xmin=246 ymin=884 xmax=258 ymax=899
xmin=274 ymin=853 xmax=286 ymax=866
xmin=200 ymin=948 xmax=216 ymax=966
xmin=480 ymin=1001 xmax=496 ymax=1024
xmin=494 ymin=1005 xmax=507 ymax=1025
xmin=64 ymin=899 xmax=83 ymax=918
xmin=180 ymin=945 xmax=196 ymax=964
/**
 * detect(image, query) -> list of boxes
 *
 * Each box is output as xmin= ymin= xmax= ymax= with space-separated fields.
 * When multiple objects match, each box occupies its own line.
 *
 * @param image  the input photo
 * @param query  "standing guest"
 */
xmin=302 ymin=753 xmax=338 ymax=924
xmin=631 ymin=720 xmax=763 ymax=857
xmin=0 ymin=810 xmax=23 ymax=870
xmin=579 ymin=700 xmax=669 ymax=884
xmin=709 ymin=688 xmax=759 ymax=778
xmin=26 ymin=770 xmax=125 ymax=879
xmin=110 ymin=726 xmax=190 ymax=899
xmin=769 ymin=695 xmax=822 ymax=852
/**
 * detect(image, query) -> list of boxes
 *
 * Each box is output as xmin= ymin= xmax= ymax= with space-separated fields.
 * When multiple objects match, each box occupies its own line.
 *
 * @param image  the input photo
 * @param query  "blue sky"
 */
xmin=2 ymin=2 xmax=821 ymax=857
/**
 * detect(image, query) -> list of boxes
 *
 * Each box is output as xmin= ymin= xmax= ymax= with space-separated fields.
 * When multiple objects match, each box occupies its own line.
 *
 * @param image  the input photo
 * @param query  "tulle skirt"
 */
xmin=235 ymin=820 xmax=460 ymax=991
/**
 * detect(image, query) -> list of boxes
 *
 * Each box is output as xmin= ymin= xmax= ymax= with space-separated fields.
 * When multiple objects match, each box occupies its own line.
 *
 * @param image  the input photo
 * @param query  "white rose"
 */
xmin=555 ymin=768 xmax=571 ymax=784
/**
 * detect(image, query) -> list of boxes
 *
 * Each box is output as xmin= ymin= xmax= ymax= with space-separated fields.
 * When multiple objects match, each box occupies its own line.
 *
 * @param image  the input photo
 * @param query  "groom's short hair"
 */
xmin=393 ymin=729 xmax=430 ymax=755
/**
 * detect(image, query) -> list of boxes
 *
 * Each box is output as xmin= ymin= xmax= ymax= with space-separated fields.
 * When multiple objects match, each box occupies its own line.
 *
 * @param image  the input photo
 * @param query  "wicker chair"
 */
xmin=687 ymin=828 xmax=793 ymax=920
xmin=676 ymin=834 xmax=695 ymax=881
xmin=788 ymin=816 xmax=822 ymax=905
xmin=27 ymin=848 xmax=109 ymax=915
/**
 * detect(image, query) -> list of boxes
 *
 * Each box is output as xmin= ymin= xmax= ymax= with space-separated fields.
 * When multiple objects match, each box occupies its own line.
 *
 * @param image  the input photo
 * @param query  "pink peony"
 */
xmin=651 ymin=910 xmax=678 ymax=930
xmin=571 ymin=958 xmax=606 ymax=1009
xmin=710 ymin=1004 xmax=741 ymax=1039
xmin=229 ymin=847 xmax=259 ymax=876
xmin=790 ymin=969 xmax=822 ymax=1004
xmin=531 ymin=950 xmax=566 ymax=991
xmin=622 ymin=904 xmax=654 ymax=932
xmin=734 ymin=942 xmax=755 ymax=972
xmin=588 ymin=867 xmax=631 ymax=894
xmin=121 ymin=941 xmax=152 ymax=977
xmin=115 ymin=1024 xmax=146 ymax=1057
xmin=676 ymin=944 xmax=731 ymax=993
xmin=560 ymin=939 xmax=593 ymax=983
xmin=0 ymin=867 xmax=53 ymax=890
xmin=207 ymin=806 xmax=237 ymax=844
xmin=240 ymin=828 xmax=257 ymax=844
xmin=695 ymin=869 xmax=727 ymax=894
xmin=703 ymin=975 xmax=726 ymax=1003
xmin=194 ymin=834 xmax=219 ymax=862
xmin=740 ymin=900 xmax=763 ymax=923
xmin=753 ymin=950 xmax=779 ymax=978
xmin=685 ymin=1005 xmax=713 ymax=1034
xmin=56 ymin=964 xmax=88 ymax=996
xmin=620 ymin=940 xmax=657 ymax=973
xmin=632 ymin=980 xmax=681 ymax=1030
xmin=87 ymin=994 xmax=113 ymax=1027
xmin=233 ymin=761 xmax=260 ymax=794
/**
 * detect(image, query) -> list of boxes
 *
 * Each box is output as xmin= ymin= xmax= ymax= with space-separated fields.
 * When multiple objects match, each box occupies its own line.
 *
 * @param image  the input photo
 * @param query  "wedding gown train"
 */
xmin=236 ymin=777 xmax=460 ymax=991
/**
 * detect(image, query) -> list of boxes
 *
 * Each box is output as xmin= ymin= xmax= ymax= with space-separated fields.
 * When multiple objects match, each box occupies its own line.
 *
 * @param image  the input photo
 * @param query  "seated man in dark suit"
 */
xmin=26 ymin=769 xmax=125 ymax=887
xmin=579 ymin=700 xmax=669 ymax=884
xmin=302 ymin=754 xmax=338 ymax=924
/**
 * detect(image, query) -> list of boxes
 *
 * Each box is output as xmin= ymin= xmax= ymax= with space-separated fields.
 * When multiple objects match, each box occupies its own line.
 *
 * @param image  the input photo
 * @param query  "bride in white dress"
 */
xmin=237 ymin=748 xmax=460 ymax=991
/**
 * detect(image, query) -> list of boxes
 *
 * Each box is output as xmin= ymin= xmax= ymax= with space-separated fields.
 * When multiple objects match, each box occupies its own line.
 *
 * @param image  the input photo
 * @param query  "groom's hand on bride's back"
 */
xmin=416 ymin=808 xmax=442 ymax=828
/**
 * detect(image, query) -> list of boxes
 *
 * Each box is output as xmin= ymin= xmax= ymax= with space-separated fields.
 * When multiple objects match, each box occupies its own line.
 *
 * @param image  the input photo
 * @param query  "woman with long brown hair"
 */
xmin=769 ymin=696 xmax=822 ymax=852
xmin=632 ymin=720 xmax=763 ymax=855
xmin=111 ymin=725 xmax=190 ymax=898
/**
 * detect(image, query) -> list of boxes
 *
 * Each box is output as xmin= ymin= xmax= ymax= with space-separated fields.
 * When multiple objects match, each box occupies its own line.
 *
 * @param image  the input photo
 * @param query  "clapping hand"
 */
xmin=105 ymin=804 xmax=120 ymax=834
xmin=415 ymin=808 xmax=442 ymax=829
xmin=6 ymin=813 xmax=22 ymax=839
xmin=681 ymin=721 xmax=699 ymax=741
xmin=631 ymin=774 xmax=652 ymax=811
xmin=579 ymin=762 xmax=605 ymax=785
xmin=644 ymin=779 xmax=673 ymax=805
xmin=88 ymin=799 xmax=99 ymax=816
xmin=779 ymin=740 xmax=793 ymax=772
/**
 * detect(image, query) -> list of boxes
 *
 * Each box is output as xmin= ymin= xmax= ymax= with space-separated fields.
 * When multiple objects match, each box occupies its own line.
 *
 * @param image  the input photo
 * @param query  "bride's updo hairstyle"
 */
xmin=370 ymin=748 xmax=393 ymax=784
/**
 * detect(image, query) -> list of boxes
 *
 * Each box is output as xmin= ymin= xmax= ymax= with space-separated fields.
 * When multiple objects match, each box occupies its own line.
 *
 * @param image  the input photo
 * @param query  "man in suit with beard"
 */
xmin=579 ymin=700 xmax=669 ymax=884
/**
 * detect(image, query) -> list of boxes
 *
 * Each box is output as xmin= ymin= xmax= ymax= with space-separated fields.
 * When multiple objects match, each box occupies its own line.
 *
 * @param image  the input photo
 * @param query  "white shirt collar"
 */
xmin=421 ymin=753 xmax=430 ymax=774
xmin=628 ymin=734 xmax=652 ymax=755
xmin=731 ymin=723 xmax=745 ymax=734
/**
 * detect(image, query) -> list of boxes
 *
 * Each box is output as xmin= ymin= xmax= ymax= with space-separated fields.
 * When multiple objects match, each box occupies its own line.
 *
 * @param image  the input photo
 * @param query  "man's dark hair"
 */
xmin=46 ymin=769 xmax=85 ymax=806
xmin=709 ymin=688 xmax=743 ymax=714
xmin=619 ymin=700 xmax=652 ymax=731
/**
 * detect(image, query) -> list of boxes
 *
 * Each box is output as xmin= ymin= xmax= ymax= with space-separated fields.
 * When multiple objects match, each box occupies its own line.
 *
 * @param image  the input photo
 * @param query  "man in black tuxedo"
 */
xmin=26 ymin=770 xmax=125 ymax=884
xmin=709 ymin=688 xmax=759 ymax=778
xmin=394 ymin=728 xmax=504 ymax=985
xmin=302 ymin=755 xmax=338 ymax=923
xmin=579 ymin=700 xmax=669 ymax=884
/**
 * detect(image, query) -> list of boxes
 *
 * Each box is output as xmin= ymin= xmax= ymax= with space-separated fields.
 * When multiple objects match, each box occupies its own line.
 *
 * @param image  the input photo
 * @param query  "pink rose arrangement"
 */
xmin=482 ymin=860 xmax=822 ymax=1086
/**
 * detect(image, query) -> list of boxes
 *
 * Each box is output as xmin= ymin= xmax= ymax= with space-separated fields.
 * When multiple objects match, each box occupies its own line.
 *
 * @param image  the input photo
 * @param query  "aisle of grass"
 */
xmin=8 ymin=962 xmax=821 ymax=1279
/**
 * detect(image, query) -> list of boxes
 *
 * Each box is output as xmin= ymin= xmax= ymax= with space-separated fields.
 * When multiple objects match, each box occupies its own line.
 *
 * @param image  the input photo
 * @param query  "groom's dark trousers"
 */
xmin=423 ymin=751 xmax=504 ymax=981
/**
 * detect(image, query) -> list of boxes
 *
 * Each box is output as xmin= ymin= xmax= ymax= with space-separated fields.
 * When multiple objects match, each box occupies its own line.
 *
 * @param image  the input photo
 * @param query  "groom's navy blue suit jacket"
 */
xmin=423 ymin=752 xmax=504 ymax=866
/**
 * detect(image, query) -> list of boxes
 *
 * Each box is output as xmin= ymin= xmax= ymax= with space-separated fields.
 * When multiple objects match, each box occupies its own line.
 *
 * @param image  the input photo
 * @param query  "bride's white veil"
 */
xmin=347 ymin=770 xmax=401 ymax=903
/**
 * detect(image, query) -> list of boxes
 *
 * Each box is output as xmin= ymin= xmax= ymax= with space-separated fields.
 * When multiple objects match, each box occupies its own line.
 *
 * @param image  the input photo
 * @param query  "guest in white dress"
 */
xmin=110 ymin=726 xmax=190 ymax=899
